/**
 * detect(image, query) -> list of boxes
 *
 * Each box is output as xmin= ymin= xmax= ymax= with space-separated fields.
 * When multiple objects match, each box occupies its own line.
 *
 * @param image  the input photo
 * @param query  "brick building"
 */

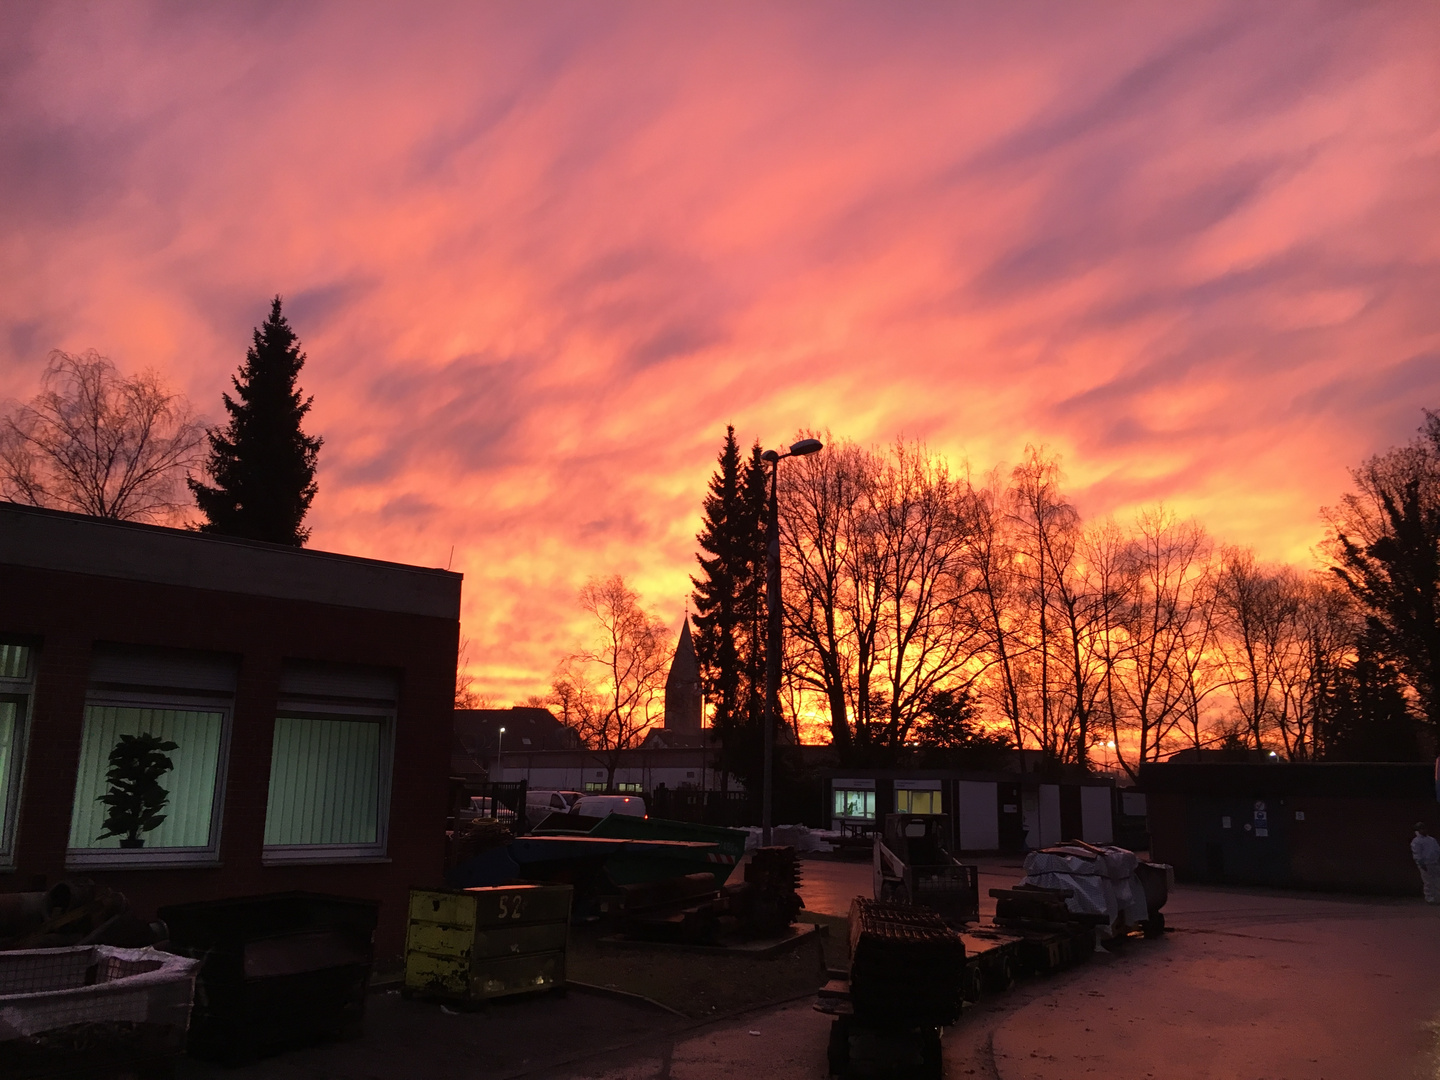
xmin=0 ymin=502 xmax=460 ymax=956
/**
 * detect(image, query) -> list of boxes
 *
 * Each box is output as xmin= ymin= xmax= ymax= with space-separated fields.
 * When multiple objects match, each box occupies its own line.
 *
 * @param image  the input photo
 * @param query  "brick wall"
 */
xmin=1 ymin=562 xmax=459 ymax=958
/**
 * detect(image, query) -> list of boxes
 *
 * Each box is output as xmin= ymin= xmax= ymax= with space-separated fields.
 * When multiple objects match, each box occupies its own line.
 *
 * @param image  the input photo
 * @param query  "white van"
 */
xmin=571 ymin=794 xmax=647 ymax=819
xmin=525 ymin=789 xmax=580 ymax=819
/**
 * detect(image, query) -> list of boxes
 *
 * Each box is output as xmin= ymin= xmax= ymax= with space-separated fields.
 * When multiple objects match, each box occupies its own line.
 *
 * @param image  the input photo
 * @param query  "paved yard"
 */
xmin=180 ymin=857 xmax=1440 ymax=1079
xmin=569 ymin=864 xmax=1440 ymax=1080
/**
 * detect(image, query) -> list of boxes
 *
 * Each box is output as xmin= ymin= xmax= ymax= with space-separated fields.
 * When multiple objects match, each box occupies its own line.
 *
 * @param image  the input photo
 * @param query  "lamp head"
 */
xmin=499 ymin=726 xmax=506 ymax=734
xmin=789 ymin=438 xmax=823 ymax=456
xmin=761 ymin=449 xmax=781 ymax=463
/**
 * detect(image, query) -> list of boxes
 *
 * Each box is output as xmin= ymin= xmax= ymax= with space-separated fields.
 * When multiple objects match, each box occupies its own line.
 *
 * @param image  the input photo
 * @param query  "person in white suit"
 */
xmin=1411 ymin=823 xmax=1440 ymax=904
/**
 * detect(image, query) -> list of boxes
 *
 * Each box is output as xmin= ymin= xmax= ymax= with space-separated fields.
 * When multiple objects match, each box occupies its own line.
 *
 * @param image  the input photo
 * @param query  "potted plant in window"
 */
xmin=97 ymin=732 xmax=179 ymax=848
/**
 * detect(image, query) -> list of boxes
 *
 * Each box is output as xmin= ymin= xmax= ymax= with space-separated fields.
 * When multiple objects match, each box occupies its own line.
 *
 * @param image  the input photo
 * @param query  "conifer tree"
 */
xmin=692 ymin=428 xmax=745 ymax=732
xmin=691 ymin=428 xmax=768 ymax=786
xmin=189 ymin=297 xmax=322 ymax=545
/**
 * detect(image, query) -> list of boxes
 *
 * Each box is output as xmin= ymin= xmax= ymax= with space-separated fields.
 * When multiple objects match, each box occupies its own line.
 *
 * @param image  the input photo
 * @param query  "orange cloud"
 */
xmin=2 ymin=2 xmax=1438 ymax=703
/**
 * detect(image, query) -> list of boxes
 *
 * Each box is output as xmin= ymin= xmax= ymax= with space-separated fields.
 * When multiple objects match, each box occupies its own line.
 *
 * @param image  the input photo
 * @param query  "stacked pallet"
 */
xmin=847 ymin=899 xmax=965 ymax=1028
xmin=729 ymin=846 xmax=804 ymax=936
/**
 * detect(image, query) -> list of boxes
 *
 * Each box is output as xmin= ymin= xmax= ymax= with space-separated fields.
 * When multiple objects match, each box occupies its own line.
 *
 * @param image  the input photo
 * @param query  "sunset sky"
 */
xmin=3 ymin=2 xmax=1439 ymax=705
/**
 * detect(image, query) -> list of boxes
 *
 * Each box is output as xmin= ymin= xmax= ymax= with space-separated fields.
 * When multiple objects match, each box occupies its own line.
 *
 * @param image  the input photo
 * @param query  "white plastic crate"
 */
xmin=0 ymin=945 xmax=199 ymax=1042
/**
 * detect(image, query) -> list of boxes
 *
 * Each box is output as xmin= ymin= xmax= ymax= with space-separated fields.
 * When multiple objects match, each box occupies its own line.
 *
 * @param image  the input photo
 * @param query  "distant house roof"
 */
xmin=452 ymin=707 xmax=581 ymax=774
xmin=641 ymin=728 xmax=709 ymax=750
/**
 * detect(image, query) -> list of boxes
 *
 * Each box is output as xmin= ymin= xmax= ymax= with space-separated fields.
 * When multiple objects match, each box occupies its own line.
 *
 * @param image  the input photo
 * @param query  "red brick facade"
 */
xmin=0 ymin=505 xmax=460 ymax=958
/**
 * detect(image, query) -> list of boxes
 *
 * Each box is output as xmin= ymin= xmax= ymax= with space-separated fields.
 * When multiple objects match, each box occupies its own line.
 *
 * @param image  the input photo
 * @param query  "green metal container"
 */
xmin=404 ymin=884 xmax=571 ymax=1003
xmin=587 ymin=815 xmax=747 ymax=886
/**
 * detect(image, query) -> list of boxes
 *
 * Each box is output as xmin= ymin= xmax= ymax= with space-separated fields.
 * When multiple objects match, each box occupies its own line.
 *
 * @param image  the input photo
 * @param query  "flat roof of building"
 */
xmin=0 ymin=501 xmax=461 ymax=619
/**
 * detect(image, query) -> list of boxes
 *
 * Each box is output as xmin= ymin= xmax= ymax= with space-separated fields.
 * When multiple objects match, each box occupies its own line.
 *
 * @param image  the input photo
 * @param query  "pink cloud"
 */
xmin=2 ymin=1 xmax=1438 ymax=701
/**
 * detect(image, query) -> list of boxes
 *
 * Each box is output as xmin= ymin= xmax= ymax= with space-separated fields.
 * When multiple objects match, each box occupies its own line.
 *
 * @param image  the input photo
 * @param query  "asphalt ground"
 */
xmin=179 ymin=856 xmax=1440 ymax=1079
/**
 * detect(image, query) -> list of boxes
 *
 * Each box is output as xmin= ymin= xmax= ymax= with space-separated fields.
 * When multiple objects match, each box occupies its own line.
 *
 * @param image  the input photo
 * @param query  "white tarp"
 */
xmin=0 ymin=945 xmax=199 ymax=1041
xmin=1022 ymin=843 xmax=1150 ymax=933
xmin=743 ymin=824 xmax=836 ymax=853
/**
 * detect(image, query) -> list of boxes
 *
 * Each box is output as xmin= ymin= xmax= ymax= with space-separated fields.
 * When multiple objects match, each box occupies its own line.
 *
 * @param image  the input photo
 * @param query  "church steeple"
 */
xmin=663 ymin=618 xmax=703 ymax=734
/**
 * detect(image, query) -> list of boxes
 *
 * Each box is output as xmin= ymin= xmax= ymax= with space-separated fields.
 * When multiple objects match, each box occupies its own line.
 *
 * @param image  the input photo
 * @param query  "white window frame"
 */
xmin=65 ymin=689 xmax=233 ymax=870
xmin=0 ymin=642 xmax=38 ymax=870
xmin=261 ymin=700 xmax=395 ymax=865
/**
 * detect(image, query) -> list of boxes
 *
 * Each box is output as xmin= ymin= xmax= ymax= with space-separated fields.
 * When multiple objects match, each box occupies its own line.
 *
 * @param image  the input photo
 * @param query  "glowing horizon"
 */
xmin=2 ymin=2 xmax=1438 ymax=707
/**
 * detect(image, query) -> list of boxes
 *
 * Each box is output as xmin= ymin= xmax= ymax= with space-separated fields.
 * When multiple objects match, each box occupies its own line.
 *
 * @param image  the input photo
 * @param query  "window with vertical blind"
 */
xmin=262 ymin=661 xmax=396 ymax=862
xmin=0 ymin=642 xmax=37 ymax=867
xmin=67 ymin=644 xmax=236 ymax=867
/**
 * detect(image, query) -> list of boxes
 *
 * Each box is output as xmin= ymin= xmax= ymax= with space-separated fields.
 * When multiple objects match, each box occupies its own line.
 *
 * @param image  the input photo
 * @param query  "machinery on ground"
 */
xmin=872 ymin=814 xmax=978 ymax=925
xmin=815 ymin=815 xmax=1172 ymax=1077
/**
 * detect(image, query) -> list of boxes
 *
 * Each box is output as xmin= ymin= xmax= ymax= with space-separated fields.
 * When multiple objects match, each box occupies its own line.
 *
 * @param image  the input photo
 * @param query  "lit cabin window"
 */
xmin=833 ymin=789 xmax=875 ymax=819
xmin=896 ymin=790 xmax=940 ymax=814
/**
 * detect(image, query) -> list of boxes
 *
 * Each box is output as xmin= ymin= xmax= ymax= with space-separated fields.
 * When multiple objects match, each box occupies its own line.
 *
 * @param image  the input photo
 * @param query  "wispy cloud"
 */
xmin=2 ymin=1 xmax=1438 ymax=700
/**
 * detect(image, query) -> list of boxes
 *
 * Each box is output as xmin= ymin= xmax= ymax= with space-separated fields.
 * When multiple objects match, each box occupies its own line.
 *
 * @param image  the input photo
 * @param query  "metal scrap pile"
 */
xmin=0 ymin=881 xmax=165 ymax=951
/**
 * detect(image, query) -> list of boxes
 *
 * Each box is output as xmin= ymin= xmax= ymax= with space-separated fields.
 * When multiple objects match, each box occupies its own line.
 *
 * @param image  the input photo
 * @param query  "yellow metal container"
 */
xmin=404 ymin=884 xmax=571 ymax=1003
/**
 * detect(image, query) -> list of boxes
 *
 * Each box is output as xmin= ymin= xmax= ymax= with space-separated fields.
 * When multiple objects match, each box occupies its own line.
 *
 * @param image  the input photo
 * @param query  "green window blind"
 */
xmin=264 ymin=716 xmax=383 ymax=847
xmin=0 ymin=645 xmax=29 ymax=680
xmin=68 ymin=706 xmax=223 ymax=850
xmin=0 ymin=701 xmax=17 ymax=842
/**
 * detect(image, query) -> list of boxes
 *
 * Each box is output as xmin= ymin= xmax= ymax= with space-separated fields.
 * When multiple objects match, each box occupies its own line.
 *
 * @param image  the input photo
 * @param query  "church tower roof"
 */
xmin=665 ymin=618 xmax=700 ymax=690
xmin=662 ymin=617 xmax=703 ymax=737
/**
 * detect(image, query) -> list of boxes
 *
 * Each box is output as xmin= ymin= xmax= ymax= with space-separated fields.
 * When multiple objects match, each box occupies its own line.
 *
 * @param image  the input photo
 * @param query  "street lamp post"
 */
xmin=496 ymin=726 xmax=506 ymax=779
xmin=761 ymin=437 xmax=823 ymax=847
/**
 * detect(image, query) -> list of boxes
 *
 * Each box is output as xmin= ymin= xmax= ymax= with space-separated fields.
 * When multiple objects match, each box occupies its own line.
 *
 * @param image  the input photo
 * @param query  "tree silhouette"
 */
xmin=1317 ymin=645 xmax=1421 ymax=761
xmin=553 ymin=575 xmax=671 ymax=790
xmin=691 ymin=427 xmax=768 ymax=786
xmin=0 ymin=350 xmax=203 ymax=523
xmin=1329 ymin=411 xmax=1440 ymax=743
xmin=190 ymin=297 xmax=322 ymax=545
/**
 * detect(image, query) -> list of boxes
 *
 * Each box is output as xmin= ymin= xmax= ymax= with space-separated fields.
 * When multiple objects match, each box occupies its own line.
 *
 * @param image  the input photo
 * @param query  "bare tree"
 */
xmin=779 ymin=437 xmax=987 ymax=763
xmin=869 ymin=441 xmax=987 ymax=749
xmin=778 ymin=437 xmax=876 ymax=759
xmin=1061 ymin=517 xmax=1136 ymax=771
xmin=454 ymin=636 xmax=491 ymax=709
xmin=553 ymin=575 xmax=671 ymax=788
xmin=1108 ymin=511 xmax=1215 ymax=778
xmin=1268 ymin=575 xmax=1357 ymax=761
xmin=1215 ymin=548 xmax=1299 ymax=751
xmin=1007 ymin=448 xmax=1082 ymax=765
xmin=969 ymin=469 xmax=1029 ymax=752
xmin=0 ymin=350 xmax=204 ymax=523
